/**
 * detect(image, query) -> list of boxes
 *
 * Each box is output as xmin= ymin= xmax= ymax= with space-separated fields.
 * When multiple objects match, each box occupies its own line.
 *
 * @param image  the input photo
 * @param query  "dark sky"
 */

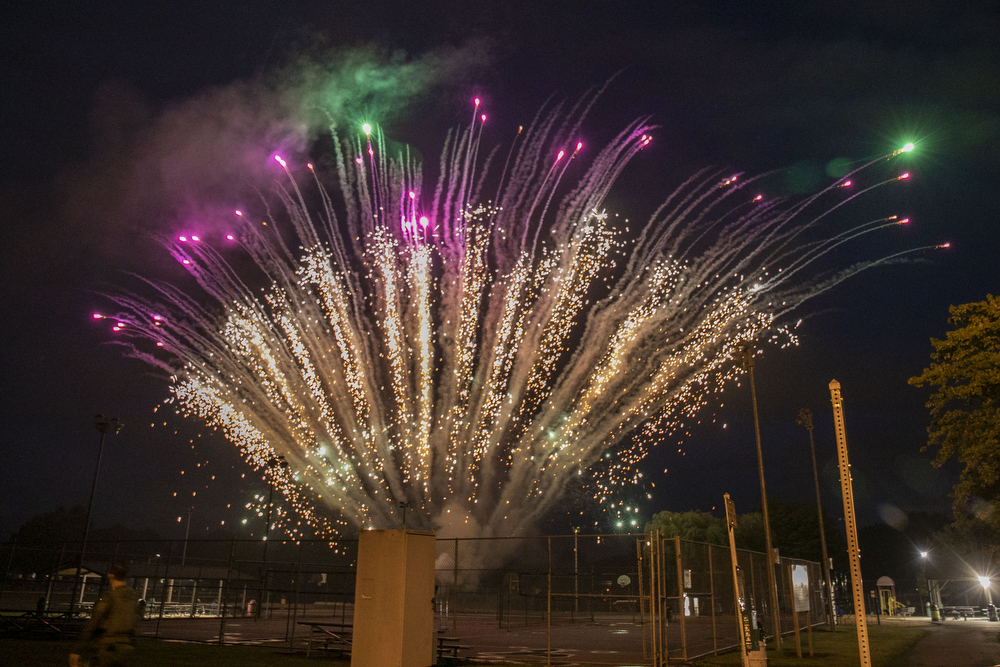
xmin=2 ymin=0 xmax=997 ymax=544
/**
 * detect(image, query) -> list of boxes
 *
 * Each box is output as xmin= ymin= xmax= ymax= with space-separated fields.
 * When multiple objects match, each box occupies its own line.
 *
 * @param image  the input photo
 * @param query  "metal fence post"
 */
xmin=155 ymin=540 xmax=173 ymax=639
xmin=0 ymin=538 xmax=16 ymax=609
xmin=659 ymin=533 xmax=667 ymax=662
xmin=452 ymin=538 xmax=459 ymax=635
xmin=218 ymin=538 xmax=235 ymax=645
xmin=709 ymin=543 xmax=717 ymax=655
xmin=675 ymin=536 xmax=687 ymax=661
xmin=289 ymin=542 xmax=302 ymax=648
xmin=546 ymin=536 xmax=552 ymax=667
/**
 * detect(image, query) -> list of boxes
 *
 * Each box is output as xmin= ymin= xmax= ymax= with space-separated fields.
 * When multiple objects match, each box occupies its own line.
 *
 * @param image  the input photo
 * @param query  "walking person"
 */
xmin=70 ymin=563 xmax=138 ymax=667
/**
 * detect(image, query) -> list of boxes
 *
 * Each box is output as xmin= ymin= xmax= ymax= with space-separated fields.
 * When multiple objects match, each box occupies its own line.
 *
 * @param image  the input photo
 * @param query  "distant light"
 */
xmin=362 ymin=123 xmax=372 ymax=135
xmin=980 ymin=575 xmax=990 ymax=589
xmin=901 ymin=142 xmax=915 ymax=153
xmin=919 ymin=551 xmax=928 ymax=558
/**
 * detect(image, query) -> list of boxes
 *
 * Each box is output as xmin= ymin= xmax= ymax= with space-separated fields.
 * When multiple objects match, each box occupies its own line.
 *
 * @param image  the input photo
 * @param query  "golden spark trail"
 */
xmin=103 ymin=97 xmax=925 ymax=539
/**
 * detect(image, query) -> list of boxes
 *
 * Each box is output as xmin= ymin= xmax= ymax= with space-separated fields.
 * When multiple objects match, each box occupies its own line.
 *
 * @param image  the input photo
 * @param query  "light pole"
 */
xmin=69 ymin=415 xmax=122 ymax=616
xmin=740 ymin=347 xmax=781 ymax=650
xmin=574 ymin=527 xmax=580 ymax=614
xmin=918 ymin=551 xmax=928 ymax=616
xmin=797 ymin=408 xmax=835 ymax=630
xmin=181 ymin=507 xmax=193 ymax=565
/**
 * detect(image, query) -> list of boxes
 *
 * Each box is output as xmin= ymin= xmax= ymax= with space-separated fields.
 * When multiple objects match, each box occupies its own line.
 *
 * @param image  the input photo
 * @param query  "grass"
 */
xmin=0 ymin=623 xmax=928 ymax=667
xmin=691 ymin=623 xmax=930 ymax=667
xmin=0 ymin=637 xmax=350 ymax=667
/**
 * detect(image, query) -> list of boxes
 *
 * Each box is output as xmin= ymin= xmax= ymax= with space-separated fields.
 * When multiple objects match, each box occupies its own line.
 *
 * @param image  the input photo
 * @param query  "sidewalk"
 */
xmin=902 ymin=618 xmax=1000 ymax=667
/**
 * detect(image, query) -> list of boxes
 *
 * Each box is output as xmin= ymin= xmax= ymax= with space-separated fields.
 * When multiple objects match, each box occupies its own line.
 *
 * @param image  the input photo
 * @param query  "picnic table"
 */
xmin=436 ymin=634 xmax=471 ymax=662
xmin=297 ymin=620 xmax=352 ymax=657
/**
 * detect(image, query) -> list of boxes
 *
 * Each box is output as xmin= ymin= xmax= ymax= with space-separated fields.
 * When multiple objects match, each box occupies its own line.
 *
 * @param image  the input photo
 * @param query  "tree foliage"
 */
xmin=647 ymin=510 xmax=728 ymax=545
xmin=646 ymin=502 xmax=845 ymax=568
xmin=910 ymin=295 xmax=1000 ymax=527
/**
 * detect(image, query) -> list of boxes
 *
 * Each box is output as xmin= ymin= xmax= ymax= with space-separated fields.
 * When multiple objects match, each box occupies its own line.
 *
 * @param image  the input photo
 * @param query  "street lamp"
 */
xmin=739 ymin=347 xmax=782 ymax=650
xmin=979 ymin=576 xmax=993 ymax=606
xmin=917 ymin=550 xmax=929 ymax=616
xmin=797 ymin=408 xmax=835 ymax=631
xmin=69 ymin=415 xmax=122 ymax=616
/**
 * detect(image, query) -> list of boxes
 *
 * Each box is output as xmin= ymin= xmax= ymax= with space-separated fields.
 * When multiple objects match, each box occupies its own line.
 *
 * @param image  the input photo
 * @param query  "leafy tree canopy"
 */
xmin=910 ymin=295 xmax=1000 ymax=527
xmin=647 ymin=510 xmax=728 ymax=545
xmin=646 ymin=501 xmax=845 ymax=568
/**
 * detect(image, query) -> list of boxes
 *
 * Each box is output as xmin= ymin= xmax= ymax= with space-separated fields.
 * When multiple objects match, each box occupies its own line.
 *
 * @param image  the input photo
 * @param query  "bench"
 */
xmin=297 ymin=621 xmax=352 ymax=657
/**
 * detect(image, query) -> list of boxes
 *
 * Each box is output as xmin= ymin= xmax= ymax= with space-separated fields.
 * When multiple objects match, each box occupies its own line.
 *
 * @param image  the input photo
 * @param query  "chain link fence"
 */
xmin=1 ymin=534 xmax=826 ymax=664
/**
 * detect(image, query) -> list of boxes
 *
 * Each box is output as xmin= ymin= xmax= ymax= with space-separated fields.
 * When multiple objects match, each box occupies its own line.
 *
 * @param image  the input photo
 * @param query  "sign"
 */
xmin=791 ymin=565 xmax=810 ymax=612
xmin=683 ymin=569 xmax=692 ymax=590
xmin=617 ymin=574 xmax=631 ymax=588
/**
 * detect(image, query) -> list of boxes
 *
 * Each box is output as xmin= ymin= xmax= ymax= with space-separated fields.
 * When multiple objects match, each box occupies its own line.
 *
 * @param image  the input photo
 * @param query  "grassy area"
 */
xmin=691 ymin=624 xmax=930 ymax=667
xmin=0 ymin=624 xmax=928 ymax=667
xmin=0 ymin=637 xmax=350 ymax=667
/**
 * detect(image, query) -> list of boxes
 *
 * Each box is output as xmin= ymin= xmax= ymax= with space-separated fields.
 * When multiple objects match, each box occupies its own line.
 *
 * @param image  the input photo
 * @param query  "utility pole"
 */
xmin=829 ymin=380 xmax=871 ymax=667
xmin=181 ymin=507 xmax=193 ymax=565
xmin=740 ymin=348 xmax=782 ymax=650
xmin=797 ymin=408 xmax=836 ymax=631
xmin=70 ymin=415 xmax=122 ymax=616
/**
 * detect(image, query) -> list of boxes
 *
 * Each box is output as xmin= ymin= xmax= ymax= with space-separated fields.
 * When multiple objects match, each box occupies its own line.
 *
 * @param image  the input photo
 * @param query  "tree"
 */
xmin=910 ymin=295 xmax=1000 ymax=527
xmin=647 ymin=510 xmax=728 ymax=545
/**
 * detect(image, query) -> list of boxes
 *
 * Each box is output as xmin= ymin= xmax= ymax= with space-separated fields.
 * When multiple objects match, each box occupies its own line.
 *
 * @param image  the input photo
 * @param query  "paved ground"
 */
xmin=903 ymin=619 xmax=1000 ymax=667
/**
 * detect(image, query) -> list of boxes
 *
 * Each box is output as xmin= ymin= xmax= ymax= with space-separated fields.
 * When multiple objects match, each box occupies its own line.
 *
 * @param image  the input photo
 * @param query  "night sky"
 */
xmin=2 ymin=0 xmax=998 ymax=544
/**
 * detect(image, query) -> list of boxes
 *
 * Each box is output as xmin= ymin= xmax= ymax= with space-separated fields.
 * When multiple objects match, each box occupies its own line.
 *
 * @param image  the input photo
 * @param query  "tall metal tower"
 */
xmin=829 ymin=380 xmax=871 ymax=666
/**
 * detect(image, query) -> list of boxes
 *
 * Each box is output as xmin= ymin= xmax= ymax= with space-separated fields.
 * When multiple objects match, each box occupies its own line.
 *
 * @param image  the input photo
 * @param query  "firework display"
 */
xmin=98 ymin=98 xmax=923 ymax=540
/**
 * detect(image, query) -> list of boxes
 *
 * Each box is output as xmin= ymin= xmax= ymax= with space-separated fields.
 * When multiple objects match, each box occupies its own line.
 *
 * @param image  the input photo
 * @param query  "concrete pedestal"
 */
xmin=351 ymin=529 xmax=436 ymax=667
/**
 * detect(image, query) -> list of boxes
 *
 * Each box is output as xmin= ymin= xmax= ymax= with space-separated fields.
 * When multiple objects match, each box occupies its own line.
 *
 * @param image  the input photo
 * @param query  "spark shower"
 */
xmin=100 ymin=97 xmax=922 ymax=540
